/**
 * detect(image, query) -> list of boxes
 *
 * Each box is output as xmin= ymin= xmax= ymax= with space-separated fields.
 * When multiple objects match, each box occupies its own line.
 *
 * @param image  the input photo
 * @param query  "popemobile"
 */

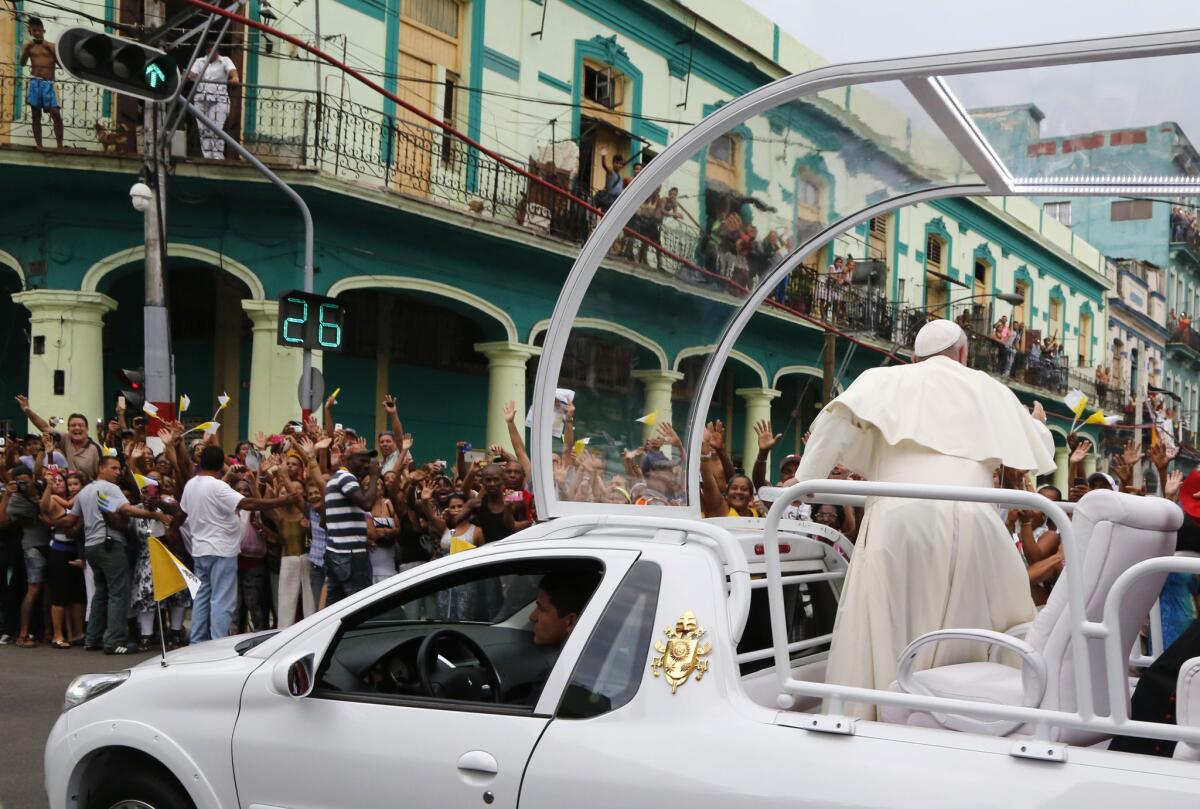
xmin=45 ymin=24 xmax=1200 ymax=809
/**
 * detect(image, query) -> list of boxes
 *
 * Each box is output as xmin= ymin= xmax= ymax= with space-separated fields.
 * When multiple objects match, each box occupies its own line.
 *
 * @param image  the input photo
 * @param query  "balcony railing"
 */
xmin=1168 ymin=324 xmax=1200 ymax=353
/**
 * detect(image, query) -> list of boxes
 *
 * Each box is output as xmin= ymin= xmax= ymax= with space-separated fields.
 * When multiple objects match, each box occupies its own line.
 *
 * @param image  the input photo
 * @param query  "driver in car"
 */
xmin=520 ymin=568 xmax=600 ymax=705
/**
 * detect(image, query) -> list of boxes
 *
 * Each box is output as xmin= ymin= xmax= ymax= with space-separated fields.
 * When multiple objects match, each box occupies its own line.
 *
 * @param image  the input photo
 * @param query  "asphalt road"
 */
xmin=0 ymin=643 xmax=156 ymax=809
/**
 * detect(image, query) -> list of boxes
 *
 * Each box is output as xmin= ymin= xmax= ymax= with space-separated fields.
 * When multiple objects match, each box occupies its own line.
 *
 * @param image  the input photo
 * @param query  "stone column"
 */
xmin=631 ymin=369 xmax=684 ymax=444
xmin=475 ymin=341 xmax=540 ymax=452
xmin=242 ymin=300 xmax=322 ymax=438
xmin=1053 ymin=445 xmax=1070 ymax=496
xmin=736 ymin=387 xmax=782 ymax=470
xmin=13 ymin=290 xmax=116 ymax=430
xmin=1082 ymin=453 xmax=1097 ymax=480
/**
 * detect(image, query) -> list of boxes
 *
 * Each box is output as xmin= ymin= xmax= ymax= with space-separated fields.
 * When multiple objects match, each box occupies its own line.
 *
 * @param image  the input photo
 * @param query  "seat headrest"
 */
xmin=1073 ymin=489 xmax=1184 ymax=534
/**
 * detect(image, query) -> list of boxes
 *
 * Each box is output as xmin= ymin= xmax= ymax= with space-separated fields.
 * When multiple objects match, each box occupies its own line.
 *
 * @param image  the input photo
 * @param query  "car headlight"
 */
xmin=63 ymin=671 xmax=130 ymax=712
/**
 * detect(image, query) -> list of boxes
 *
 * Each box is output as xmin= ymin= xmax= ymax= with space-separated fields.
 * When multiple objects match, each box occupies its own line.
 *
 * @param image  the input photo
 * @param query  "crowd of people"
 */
xmin=0 ymin=359 xmax=1194 ymax=664
xmin=0 ymin=392 xmax=545 ymax=653
xmin=988 ymin=315 xmax=1070 ymax=390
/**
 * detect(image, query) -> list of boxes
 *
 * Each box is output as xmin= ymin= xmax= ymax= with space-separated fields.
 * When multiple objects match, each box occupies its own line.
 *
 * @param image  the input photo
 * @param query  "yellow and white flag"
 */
xmin=178 ymin=393 xmax=191 ymax=415
xmin=186 ymin=421 xmax=220 ymax=435
xmin=449 ymin=537 xmax=475 ymax=555
xmin=133 ymin=473 xmax=157 ymax=491
xmin=635 ymin=410 xmax=659 ymax=426
xmin=1064 ymin=389 xmax=1088 ymax=418
xmin=142 ymin=401 xmax=159 ymax=417
xmin=572 ymin=437 xmax=590 ymax=456
xmin=1082 ymin=410 xmax=1122 ymax=427
xmin=148 ymin=537 xmax=201 ymax=602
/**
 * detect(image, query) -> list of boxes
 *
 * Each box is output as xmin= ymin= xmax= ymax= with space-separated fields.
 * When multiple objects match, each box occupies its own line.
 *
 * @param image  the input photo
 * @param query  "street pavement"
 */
xmin=0 ymin=643 xmax=156 ymax=809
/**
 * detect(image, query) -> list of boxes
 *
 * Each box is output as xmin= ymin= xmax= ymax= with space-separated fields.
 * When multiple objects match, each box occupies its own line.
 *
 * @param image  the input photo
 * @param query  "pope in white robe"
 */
xmin=792 ymin=319 xmax=1057 ymax=719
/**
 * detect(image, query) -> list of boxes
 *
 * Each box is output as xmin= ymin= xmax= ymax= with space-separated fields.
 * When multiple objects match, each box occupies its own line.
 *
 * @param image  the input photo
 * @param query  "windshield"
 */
xmin=530 ymin=30 xmax=1200 ymax=518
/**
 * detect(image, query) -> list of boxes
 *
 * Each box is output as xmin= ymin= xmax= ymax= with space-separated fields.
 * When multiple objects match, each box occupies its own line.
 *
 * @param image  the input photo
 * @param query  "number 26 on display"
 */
xmin=276 ymin=290 xmax=345 ymax=352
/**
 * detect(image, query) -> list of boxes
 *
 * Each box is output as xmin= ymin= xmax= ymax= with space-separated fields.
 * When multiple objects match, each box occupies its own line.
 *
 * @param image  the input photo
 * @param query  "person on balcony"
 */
xmin=19 ymin=18 xmax=64 ymax=150
xmin=188 ymin=45 xmax=241 ymax=160
xmin=792 ymin=318 xmax=1055 ymax=719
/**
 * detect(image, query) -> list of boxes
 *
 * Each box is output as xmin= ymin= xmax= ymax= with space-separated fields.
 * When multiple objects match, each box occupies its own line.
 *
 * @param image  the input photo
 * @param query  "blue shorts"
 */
xmin=26 ymin=77 xmax=59 ymax=110
xmin=24 ymin=546 xmax=47 ymax=585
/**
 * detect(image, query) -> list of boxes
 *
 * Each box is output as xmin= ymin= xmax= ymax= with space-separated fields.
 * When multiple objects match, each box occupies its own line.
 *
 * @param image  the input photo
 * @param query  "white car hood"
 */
xmin=138 ymin=631 xmax=277 ymax=666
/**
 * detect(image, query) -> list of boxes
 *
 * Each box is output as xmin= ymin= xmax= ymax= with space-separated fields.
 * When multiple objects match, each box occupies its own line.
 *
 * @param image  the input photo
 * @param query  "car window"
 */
xmin=557 ymin=561 xmax=661 ymax=719
xmin=737 ymin=577 xmax=838 ymax=675
xmin=315 ymin=557 xmax=604 ymax=713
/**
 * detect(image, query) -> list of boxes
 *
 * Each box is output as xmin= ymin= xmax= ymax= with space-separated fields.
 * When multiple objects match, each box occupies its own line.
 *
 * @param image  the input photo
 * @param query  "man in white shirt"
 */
xmin=179 ymin=446 xmax=298 ymax=642
xmin=187 ymin=47 xmax=240 ymax=159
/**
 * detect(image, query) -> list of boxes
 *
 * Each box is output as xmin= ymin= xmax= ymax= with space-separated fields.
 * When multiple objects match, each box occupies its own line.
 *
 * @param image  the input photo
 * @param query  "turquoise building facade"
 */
xmin=1 ymin=0 xmax=1114 ymax=486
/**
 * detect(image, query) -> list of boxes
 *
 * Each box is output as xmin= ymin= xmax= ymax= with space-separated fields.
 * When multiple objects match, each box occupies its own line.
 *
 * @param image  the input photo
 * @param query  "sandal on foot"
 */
xmin=15 ymin=636 xmax=36 ymax=648
xmin=51 ymin=639 xmax=72 ymax=649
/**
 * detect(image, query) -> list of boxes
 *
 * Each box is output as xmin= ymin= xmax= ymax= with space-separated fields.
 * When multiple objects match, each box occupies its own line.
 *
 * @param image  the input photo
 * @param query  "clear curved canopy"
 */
xmin=531 ymin=29 xmax=1200 ymax=519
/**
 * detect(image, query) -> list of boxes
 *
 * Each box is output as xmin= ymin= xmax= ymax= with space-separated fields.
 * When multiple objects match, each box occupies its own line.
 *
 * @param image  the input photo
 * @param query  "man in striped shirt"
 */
xmin=323 ymin=446 xmax=379 ymax=604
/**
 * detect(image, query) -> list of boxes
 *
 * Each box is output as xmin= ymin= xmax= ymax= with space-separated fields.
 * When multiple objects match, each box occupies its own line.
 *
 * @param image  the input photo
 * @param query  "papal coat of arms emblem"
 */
xmin=650 ymin=611 xmax=712 ymax=693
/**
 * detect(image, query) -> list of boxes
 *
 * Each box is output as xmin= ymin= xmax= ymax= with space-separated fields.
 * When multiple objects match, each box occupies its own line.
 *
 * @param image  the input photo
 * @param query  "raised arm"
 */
xmin=504 ymin=400 xmax=532 ymax=481
xmin=16 ymin=395 xmax=50 ymax=433
xmin=751 ymin=419 xmax=782 ymax=490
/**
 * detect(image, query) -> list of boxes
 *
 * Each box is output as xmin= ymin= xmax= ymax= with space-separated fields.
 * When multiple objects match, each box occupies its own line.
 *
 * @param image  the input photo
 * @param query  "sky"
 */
xmin=742 ymin=0 xmax=1200 ymax=142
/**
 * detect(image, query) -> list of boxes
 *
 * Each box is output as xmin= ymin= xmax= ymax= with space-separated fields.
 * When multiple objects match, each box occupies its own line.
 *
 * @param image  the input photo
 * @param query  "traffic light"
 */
xmin=56 ymin=27 xmax=180 ymax=101
xmin=117 ymin=368 xmax=145 ymax=411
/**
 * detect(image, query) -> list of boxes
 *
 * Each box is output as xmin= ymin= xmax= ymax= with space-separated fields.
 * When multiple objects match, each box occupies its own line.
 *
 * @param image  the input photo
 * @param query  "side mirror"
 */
xmin=272 ymin=653 xmax=316 ymax=698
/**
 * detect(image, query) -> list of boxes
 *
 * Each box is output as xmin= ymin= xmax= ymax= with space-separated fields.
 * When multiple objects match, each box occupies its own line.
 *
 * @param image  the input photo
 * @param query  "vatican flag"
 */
xmin=1063 ymin=389 xmax=1088 ymax=418
xmin=148 ymin=537 xmax=201 ymax=602
xmin=449 ymin=537 xmax=475 ymax=554
xmin=636 ymin=410 xmax=659 ymax=426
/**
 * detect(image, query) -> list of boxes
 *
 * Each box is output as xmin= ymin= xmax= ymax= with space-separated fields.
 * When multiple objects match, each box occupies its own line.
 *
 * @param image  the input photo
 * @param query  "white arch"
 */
xmin=82 ymin=244 xmax=266 ymax=300
xmin=328 ymin=275 xmax=518 ymax=343
xmin=1046 ymin=423 xmax=1071 ymax=445
xmin=772 ymin=364 xmax=824 ymax=388
xmin=527 ymin=317 xmax=669 ymax=370
xmin=0 ymin=249 xmax=25 ymax=286
xmin=672 ymin=345 xmax=769 ymax=388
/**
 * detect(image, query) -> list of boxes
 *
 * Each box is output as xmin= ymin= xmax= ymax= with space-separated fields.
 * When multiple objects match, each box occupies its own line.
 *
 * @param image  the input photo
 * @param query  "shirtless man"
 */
xmin=19 ymin=18 xmax=64 ymax=149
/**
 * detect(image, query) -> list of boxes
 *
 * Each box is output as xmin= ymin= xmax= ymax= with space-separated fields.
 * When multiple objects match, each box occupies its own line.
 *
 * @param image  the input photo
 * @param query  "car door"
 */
xmin=231 ymin=547 xmax=637 ymax=809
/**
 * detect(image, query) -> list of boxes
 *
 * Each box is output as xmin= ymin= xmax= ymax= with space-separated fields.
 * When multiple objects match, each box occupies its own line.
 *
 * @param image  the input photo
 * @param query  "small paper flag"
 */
xmin=178 ymin=394 xmax=191 ymax=414
xmin=148 ymin=536 xmax=201 ymax=601
xmin=217 ymin=392 xmax=230 ymax=409
xmin=1063 ymin=389 xmax=1088 ymax=418
xmin=636 ymin=410 xmax=659 ymax=426
xmin=572 ymin=437 xmax=591 ymax=455
xmin=142 ymin=402 xmax=159 ymax=417
xmin=1083 ymin=411 xmax=1121 ymax=426
xmin=449 ymin=537 xmax=475 ymax=554
xmin=99 ymin=444 xmax=118 ymax=458
xmin=329 ymin=387 xmax=342 ymax=402
xmin=133 ymin=473 xmax=157 ymax=491
xmin=187 ymin=421 xmax=220 ymax=435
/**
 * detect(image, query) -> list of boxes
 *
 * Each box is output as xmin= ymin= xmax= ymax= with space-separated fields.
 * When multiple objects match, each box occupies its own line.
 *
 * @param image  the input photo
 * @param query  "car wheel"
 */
xmin=86 ymin=769 xmax=195 ymax=809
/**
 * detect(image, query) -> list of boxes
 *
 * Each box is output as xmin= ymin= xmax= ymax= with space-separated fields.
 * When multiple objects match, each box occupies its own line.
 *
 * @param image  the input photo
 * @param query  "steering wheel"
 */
xmin=416 ymin=629 xmax=501 ymax=703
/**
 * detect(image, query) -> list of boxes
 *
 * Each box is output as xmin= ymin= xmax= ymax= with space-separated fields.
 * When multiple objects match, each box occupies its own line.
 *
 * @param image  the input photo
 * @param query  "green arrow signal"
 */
xmin=145 ymin=63 xmax=166 ymax=89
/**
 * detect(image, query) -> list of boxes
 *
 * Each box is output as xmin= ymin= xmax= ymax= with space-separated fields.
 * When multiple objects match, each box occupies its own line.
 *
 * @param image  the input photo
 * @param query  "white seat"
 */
xmin=1174 ymin=656 xmax=1200 ymax=760
xmin=880 ymin=490 xmax=1182 ymax=744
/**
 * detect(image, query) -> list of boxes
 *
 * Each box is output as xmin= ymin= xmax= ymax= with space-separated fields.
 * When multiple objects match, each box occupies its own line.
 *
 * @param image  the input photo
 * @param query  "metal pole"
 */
xmin=144 ymin=0 xmax=173 ymax=410
xmin=312 ymin=0 xmax=323 ymax=150
xmin=187 ymin=100 xmax=315 ymax=408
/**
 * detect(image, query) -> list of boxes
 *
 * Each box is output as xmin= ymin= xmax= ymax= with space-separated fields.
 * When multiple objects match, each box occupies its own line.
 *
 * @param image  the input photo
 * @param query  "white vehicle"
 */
xmin=47 ymin=26 xmax=1200 ymax=809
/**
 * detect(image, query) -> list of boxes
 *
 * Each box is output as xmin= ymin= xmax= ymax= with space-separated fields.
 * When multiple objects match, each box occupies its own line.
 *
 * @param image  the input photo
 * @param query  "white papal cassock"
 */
xmin=792 ymin=353 xmax=1056 ymax=720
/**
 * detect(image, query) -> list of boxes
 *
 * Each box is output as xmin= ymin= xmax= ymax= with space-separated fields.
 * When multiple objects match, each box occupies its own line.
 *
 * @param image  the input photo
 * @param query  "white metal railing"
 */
xmin=761 ymin=479 xmax=1200 ymax=748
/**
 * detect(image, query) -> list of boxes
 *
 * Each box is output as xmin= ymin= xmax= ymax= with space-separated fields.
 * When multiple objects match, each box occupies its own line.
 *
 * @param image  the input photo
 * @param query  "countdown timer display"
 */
xmin=276 ymin=290 xmax=345 ymax=352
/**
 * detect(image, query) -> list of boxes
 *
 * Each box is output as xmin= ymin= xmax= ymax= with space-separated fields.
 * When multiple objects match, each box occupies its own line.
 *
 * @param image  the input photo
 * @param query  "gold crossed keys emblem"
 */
xmin=651 ymin=611 xmax=712 ymax=693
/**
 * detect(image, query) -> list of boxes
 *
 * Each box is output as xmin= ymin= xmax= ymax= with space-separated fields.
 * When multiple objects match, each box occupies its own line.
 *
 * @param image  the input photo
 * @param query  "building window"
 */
xmin=868 ymin=215 xmax=890 ymax=261
xmin=1045 ymin=201 xmax=1072 ymax=226
xmin=1012 ymin=280 xmax=1029 ymax=329
xmin=925 ymin=234 xmax=948 ymax=316
xmin=583 ymin=64 xmax=623 ymax=110
xmin=403 ymin=0 xmax=459 ymax=36
xmin=1111 ymin=199 xmax=1153 ymax=221
xmin=1079 ymin=312 xmax=1092 ymax=366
